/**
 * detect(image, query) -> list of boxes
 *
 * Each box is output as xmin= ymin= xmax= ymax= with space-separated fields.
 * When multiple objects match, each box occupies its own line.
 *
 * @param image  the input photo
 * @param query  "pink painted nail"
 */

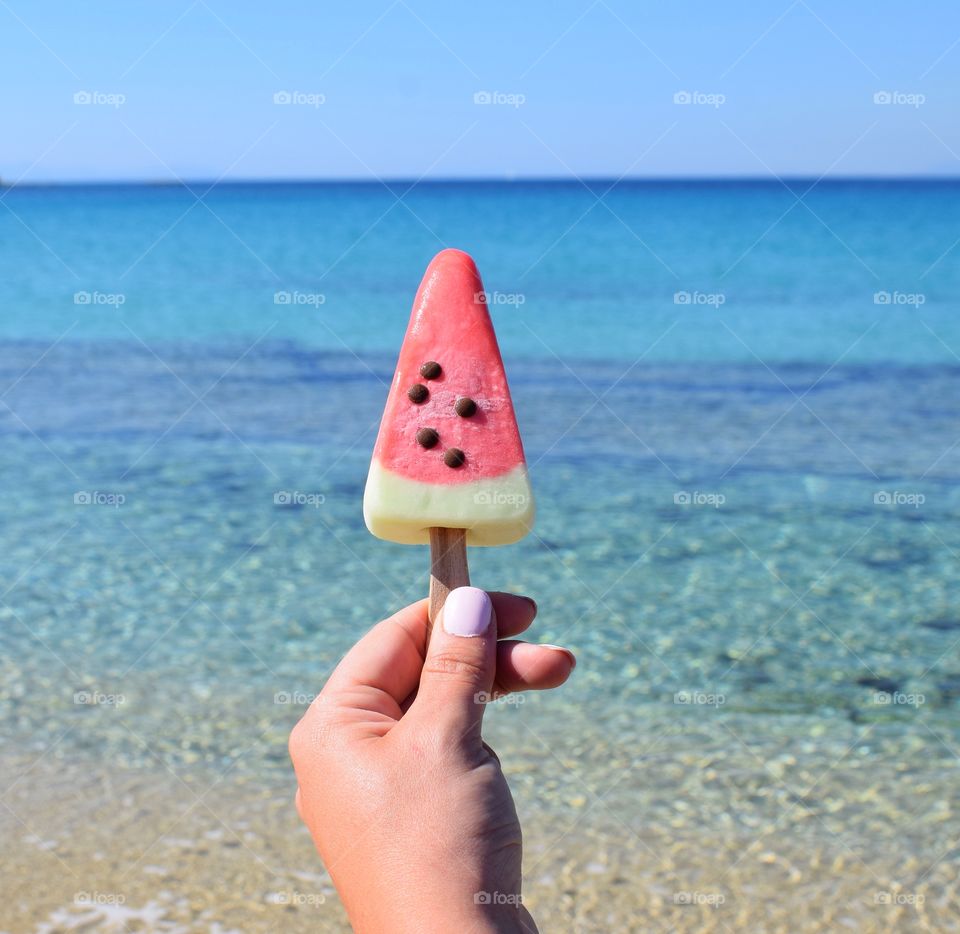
xmin=443 ymin=587 xmax=492 ymax=637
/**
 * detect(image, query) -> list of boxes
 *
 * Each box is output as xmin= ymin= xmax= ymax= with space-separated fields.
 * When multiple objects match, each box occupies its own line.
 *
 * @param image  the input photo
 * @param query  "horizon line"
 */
xmin=3 ymin=174 xmax=960 ymax=188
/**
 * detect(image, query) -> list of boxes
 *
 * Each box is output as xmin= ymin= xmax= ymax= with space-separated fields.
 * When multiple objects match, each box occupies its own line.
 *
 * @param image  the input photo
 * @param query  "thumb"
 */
xmin=409 ymin=586 xmax=496 ymax=740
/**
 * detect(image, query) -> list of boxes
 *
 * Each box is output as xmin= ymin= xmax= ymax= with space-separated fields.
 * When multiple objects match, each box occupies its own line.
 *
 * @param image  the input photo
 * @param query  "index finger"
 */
xmin=321 ymin=592 xmax=538 ymax=707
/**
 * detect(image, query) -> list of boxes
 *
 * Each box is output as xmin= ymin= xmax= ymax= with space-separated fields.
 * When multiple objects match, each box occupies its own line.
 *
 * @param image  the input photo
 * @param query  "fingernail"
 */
xmin=543 ymin=644 xmax=577 ymax=669
xmin=443 ymin=587 xmax=492 ymax=637
xmin=519 ymin=594 xmax=538 ymax=614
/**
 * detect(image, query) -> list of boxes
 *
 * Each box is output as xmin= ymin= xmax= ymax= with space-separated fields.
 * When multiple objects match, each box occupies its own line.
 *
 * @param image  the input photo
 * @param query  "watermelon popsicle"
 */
xmin=363 ymin=248 xmax=534 ymax=621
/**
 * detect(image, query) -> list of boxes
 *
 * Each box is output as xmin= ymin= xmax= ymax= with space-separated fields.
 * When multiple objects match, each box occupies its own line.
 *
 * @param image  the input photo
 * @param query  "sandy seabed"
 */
xmin=3 ymin=707 xmax=958 ymax=934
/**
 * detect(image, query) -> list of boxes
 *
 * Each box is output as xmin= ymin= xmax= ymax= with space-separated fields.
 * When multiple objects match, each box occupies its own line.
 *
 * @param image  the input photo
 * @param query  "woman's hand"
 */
xmin=289 ymin=587 xmax=576 ymax=934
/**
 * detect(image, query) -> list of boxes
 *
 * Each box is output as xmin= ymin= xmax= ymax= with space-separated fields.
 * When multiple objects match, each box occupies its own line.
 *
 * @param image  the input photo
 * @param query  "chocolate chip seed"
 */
xmin=407 ymin=384 xmax=429 ymax=404
xmin=416 ymin=427 xmax=439 ymax=449
xmin=419 ymin=361 xmax=442 ymax=380
xmin=454 ymin=397 xmax=477 ymax=417
xmin=443 ymin=448 xmax=465 ymax=468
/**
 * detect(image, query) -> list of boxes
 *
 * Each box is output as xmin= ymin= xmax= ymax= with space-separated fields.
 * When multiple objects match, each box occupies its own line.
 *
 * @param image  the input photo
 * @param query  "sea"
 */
xmin=1 ymin=179 xmax=958 ymax=932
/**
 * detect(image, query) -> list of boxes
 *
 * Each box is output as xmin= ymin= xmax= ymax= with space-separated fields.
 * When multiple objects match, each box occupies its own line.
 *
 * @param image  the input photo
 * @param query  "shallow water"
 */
xmin=1 ymin=338 xmax=958 ymax=930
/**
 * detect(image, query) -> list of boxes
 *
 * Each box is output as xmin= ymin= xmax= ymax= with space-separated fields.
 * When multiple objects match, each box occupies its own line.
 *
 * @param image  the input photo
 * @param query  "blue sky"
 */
xmin=1 ymin=0 xmax=957 ymax=181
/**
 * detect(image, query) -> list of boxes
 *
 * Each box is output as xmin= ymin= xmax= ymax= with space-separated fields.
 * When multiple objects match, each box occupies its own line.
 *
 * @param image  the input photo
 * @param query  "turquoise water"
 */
xmin=1 ymin=181 xmax=959 ymax=928
xmin=3 ymin=180 xmax=959 ymax=362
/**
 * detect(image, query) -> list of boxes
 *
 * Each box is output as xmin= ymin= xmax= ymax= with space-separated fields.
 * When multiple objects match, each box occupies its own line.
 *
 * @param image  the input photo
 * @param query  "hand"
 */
xmin=289 ymin=587 xmax=576 ymax=934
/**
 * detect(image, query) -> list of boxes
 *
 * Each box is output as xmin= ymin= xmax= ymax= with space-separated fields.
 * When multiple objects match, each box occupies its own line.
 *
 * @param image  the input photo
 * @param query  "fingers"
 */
xmin=321 ymin=599 xmax=431 ymax=712
xmin=489 ymin=592 xmax=538 ymax=639
xmin=493 ymin=641 xmax=576 ymax=696
xmin=408 ymin=587 xmax=496 ymax=740
xmin=321 ymin=592 xmax=537 ymax=709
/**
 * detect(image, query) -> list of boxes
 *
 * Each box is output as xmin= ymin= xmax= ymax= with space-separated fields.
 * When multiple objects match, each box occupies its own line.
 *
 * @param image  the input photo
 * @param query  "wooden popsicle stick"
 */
xmin=428 ymin=527 xmax=470 ymax=628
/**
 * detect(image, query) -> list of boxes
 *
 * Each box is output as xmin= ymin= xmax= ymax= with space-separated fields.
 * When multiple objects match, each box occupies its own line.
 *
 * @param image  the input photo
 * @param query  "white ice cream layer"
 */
xmin=363 ymin=461 xmax=535 ymax=546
